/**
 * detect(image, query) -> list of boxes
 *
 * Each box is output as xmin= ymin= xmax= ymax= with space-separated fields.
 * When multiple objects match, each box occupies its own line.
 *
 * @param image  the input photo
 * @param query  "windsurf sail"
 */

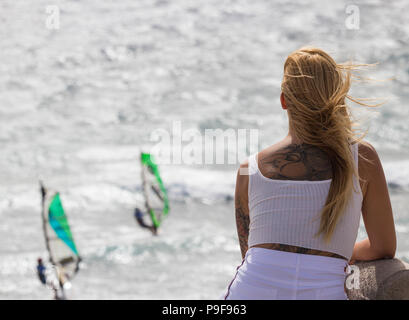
xmin=140 ymin=152 xmax=169 ymax=228
xmin=40 ymin=183 xmax=80 ymax=284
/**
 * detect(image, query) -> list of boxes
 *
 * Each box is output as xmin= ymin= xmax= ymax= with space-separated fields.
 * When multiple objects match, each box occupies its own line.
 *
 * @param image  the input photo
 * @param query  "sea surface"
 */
xmin=1 ymin=0 xmax=408 ymax=299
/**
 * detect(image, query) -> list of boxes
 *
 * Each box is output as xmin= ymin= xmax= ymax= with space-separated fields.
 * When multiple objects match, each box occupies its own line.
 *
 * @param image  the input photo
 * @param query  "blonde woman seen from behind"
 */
xmin=223 ymin=47 xmax=396 ymax=300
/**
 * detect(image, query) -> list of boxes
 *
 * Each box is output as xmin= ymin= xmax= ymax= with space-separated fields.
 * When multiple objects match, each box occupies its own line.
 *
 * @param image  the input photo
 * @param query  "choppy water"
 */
xmin=1 ymin=0 xmax=408 ymax=299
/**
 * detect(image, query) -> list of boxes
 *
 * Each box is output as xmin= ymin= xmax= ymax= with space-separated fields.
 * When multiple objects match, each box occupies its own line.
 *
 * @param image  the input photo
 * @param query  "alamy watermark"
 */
xmin=345 ymin=4 xmax=360 ymax=30
xmin=345 ymin=264 xmax=360 ymax=290
xmin=45 ymin=5 xmax=60 ymax=30
xmin=149 ymin=121 xmax=260 ymax=168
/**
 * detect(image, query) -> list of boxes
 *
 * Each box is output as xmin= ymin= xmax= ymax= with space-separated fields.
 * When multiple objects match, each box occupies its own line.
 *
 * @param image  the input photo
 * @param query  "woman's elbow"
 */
xmin=384 ymin=246 xmax=396 ymax=259
xmin=376 ymin=242 xmax=396 ymax=259
xmin=380 ymin=250 xmax=395 ymax=259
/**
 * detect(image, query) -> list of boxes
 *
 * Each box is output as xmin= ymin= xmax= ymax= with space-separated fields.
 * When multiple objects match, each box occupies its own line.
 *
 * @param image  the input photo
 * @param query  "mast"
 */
xmin=141 ymin=153 xmax=151 ymax=221
xmin=40 ymin=181 xmax=54 ymax=265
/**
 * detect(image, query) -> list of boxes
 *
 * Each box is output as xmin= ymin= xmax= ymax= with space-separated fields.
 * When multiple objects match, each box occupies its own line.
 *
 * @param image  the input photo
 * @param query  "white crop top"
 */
xmin=247 ymin=143 xmax=363 ymax=260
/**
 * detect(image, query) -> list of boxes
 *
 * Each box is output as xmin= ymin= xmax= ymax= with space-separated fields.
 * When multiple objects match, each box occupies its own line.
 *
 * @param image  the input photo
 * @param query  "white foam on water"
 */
xmin=384 ymin=160 xmax=409 ymax=189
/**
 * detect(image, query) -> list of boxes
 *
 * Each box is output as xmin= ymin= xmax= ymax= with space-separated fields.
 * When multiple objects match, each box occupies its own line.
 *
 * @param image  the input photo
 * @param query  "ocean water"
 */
xmin=0 ymin=0 xmax=408 ymax=299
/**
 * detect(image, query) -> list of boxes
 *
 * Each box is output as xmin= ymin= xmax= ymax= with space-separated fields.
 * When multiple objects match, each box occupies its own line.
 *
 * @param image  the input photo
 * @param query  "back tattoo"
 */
xmin=259 ymin=143 xmax=333 ymax=181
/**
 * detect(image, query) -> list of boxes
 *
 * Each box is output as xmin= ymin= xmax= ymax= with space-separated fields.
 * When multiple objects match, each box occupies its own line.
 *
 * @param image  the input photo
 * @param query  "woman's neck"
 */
xmin=286 ymin=121 xmax=303 ymax=145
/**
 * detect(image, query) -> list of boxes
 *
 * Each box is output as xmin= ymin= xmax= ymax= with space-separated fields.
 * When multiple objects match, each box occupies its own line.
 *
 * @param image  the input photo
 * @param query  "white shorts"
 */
xmin=223 ymin=247 xmax=348 ymax=300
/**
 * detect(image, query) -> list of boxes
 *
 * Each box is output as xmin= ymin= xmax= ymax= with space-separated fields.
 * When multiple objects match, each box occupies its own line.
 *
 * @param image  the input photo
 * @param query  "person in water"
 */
xmin=36 ymin=258 xmax=47 ymax=285
xmin=224 ymin=47 xmax=396 ymax=300
xmin=134 ymin=207 xmax=158 ymax=235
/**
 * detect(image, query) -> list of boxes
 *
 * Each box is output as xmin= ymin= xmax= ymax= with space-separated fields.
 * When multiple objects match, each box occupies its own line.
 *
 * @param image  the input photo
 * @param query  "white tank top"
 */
xmin=247 ymin=143 xmax=363 ymax=260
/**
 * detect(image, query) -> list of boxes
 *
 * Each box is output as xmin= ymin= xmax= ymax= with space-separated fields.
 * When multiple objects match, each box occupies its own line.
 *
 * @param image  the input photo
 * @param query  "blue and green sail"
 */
xmin=141 ymin=153 xmax=169 ymax=228
xmin=42 ymin=187 xmax=80 ymax=279
xmin=48 ymin=193 xmax=79 ymax=256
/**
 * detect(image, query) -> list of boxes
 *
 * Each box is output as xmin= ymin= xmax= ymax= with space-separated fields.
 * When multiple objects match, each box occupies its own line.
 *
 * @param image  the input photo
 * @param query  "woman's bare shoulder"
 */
xmin=358 ymin=140 xmax=382 ymax=173
xmin=239 ymin=158 xmax=249 ymax=168
xmin=357 ymin=140 xmax=385 ymax=195
xmin=237 ymin=141 xmax=284 ymax=175
xmin=358 ymin=140 xmax=377 ymax=156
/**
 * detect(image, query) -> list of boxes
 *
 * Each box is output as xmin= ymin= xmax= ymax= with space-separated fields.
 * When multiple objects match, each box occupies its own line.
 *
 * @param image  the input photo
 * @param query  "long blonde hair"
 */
xmin=281 ymin=47 xmax=370 ymax=241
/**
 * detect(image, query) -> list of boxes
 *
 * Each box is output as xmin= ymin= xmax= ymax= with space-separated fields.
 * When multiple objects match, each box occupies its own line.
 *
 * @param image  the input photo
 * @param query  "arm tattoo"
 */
xmin=235 ymin=196 xmax=250 ymax=259
xmin=259 ymin=143 xmax=333 ymax=181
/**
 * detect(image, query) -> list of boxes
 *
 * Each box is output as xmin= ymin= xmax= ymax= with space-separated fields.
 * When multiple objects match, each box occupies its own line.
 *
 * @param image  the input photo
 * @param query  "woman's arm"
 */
xmin=351 ymin=142 xmax=396 ymax=262
xmin=235 ymin=160 xmax=250 ymax=260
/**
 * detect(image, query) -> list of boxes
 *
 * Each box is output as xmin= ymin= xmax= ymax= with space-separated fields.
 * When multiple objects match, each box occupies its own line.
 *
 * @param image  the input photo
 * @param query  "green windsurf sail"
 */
xmin=140 ymin=152 xmax=169 ymax=228
xmin=41 ymin=184 xmax=80 ymax=283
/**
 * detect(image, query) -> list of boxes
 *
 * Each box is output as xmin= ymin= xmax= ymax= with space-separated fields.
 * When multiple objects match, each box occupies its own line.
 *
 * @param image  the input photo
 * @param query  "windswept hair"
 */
xmin=281 ymin=47 xmax=375 ymax=241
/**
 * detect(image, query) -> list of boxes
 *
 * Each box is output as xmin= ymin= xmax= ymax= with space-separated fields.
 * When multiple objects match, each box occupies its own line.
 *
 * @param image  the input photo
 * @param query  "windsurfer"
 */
xmin=36 ymin=258 xmax=47 ymax=285
xmin=134 ymin=207 xmax=158 ymax=235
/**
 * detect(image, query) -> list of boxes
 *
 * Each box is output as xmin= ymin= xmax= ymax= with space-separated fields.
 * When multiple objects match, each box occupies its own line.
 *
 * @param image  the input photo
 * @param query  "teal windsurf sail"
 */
xmin=140 ymin=153 xmax=169 ymax=228
xmin=41 ymin=184 xmax=80 ymax=282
